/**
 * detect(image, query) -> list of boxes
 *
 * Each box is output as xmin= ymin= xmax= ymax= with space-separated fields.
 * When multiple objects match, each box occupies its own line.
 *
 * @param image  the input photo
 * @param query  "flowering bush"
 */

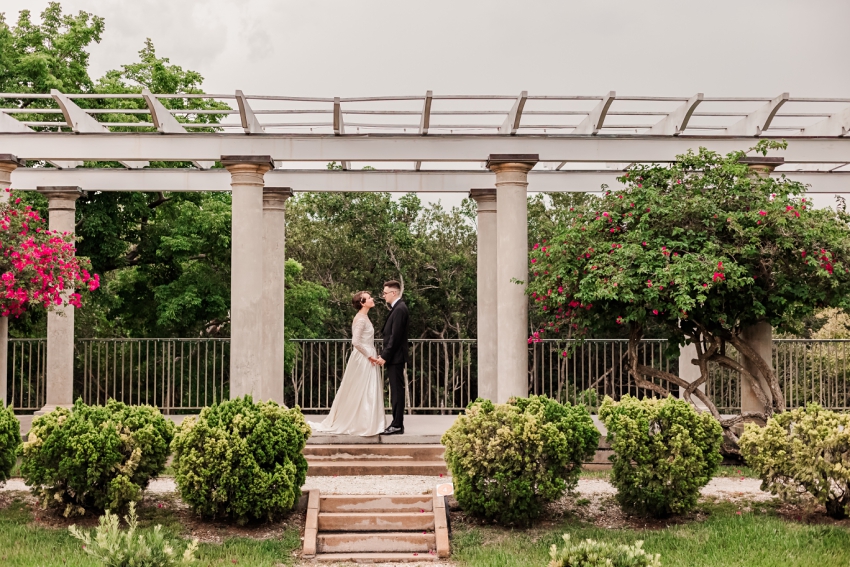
xmin=20 ymin=400 xmax=174 ymax=516
xmin=527 ymin=142 xmax=850 ymax=449
xmin=740 ymin=403 xmax=850 ymax=519
xmin=548 ymin=534 xmax=661 ymax=567
xmin=0 ymin=403 xmax=21 ymax=484
xmin=70 ymin=502 xmax=198 ymax=566
xmin=0 ymin=188 xmax=99 ymax=317
xmin=442 ymin=396 xmax=599 ymax=526
xmin=171 ymin=396 xmax=310 ymax=524
xmin=599 ymin=395 xmax=722 ymax=518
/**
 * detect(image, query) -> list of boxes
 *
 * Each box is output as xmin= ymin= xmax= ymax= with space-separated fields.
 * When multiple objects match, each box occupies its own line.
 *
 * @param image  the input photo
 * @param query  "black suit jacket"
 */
xmin=381 ymin=299 xmax=410 ymax=365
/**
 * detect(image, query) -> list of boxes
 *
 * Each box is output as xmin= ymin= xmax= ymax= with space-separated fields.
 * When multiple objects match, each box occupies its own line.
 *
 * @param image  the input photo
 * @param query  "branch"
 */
xmin=726 ymin=331 xmax=785 ymax=411
xmin=148 ymin=192 xmax=172 ymax=209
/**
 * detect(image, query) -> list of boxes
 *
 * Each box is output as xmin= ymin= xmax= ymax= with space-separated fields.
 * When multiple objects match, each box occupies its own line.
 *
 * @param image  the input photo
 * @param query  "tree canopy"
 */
xmin=527 ymin=141 xmax=850 ymax=446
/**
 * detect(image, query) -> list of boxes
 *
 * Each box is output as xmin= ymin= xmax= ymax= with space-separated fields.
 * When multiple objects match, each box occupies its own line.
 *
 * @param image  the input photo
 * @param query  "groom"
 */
xmin=376 ymin=280 xmax=409 ymax=435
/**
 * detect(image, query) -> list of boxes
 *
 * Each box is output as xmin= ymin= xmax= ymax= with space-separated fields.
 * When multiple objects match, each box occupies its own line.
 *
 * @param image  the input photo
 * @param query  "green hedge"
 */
xmin=0 ymin=403 xmax=21 ymax=484
xmin=20 ymin=399 xmax=174 ymax=516
xmin=599 ymin=395 xmax=722 ymax=518
xmin=442 ymin=395 xmax=599 ymax=526
xmin=171 ymin=396 xmax=310 ymax=524
xmin=740 ymin=403 xmax=850 ymax=519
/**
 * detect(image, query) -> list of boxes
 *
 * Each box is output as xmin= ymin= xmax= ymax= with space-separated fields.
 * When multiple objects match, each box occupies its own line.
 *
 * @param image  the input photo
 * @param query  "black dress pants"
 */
xmin=386 ymin=363 xmax=405 ymax=428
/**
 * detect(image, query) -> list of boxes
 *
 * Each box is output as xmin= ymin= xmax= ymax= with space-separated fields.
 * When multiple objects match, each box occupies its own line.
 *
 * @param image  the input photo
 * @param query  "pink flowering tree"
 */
xmin=0 ymin=189 xmax=99 ymax=319
xmin=526 ymin=141 xmax=850 ymax=449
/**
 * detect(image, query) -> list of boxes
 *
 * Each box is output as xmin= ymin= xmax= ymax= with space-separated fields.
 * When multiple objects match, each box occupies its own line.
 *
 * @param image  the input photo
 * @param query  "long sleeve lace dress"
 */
xmin=307 ymin=313 xmax=386 ymax=436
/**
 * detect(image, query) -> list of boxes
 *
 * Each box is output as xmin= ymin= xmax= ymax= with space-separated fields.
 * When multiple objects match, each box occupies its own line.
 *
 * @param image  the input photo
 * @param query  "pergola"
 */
xmin=1 ymin=89 xmax=849 ymax=413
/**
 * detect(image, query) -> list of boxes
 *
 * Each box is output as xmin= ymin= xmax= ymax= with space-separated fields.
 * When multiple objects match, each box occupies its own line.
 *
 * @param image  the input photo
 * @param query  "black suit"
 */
xmin=381 ymin=299 xmax=409 ymax=428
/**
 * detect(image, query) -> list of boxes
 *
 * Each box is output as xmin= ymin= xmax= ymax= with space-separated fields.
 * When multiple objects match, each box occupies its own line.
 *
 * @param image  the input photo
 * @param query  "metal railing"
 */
xmin=5 ymin=337 xmax=850 ymax=414
xmin=288 ymin=339 xmax=475 ymax=412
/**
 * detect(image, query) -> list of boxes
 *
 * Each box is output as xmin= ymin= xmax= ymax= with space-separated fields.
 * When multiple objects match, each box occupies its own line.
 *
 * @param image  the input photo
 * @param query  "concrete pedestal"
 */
xmin=487 ymin=154 xmax=538 ymax=402
xmin=469 ymin=189 xmax=497 ymax=401
xmin=37 ymin=186 xmax=82 ymax=414
xmin=262 ymin=187 xmax=292 ymax=405
xmin=223 ymin=156 xmax=275 ymax=400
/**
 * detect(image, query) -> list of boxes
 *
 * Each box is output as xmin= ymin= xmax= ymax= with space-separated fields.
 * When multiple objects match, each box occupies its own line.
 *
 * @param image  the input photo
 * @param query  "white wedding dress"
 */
xmin=308 ymin=313 xmax=386 ymax=436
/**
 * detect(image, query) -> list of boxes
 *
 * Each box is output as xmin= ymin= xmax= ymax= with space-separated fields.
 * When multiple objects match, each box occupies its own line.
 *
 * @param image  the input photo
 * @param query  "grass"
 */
xmin=452 ymin=502 xmax=850 ymax=567
xmin=0 ymin=498 xmax=302 ymax=567
xmin=578 ymin=465 xmax=759 ymax=481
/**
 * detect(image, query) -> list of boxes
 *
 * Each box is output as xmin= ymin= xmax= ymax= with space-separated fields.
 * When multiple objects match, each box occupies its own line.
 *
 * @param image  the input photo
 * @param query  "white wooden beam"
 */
xmin=499 ymin=91 xmax=527 ymax=135
xmin=333 ymin=97 xmax=350 ymax=169
xmin=725 ymin=92 xmax=789 ymax=136
xmin=235 ymin=90 xmax=264 ymax=134
xmin=573 ymin=91 xmax=616 ymax=135
xmin=142 ymin=89 xmax=214 ymax=170
xmin=0 ymin=111 xmax=82 ymax=169
xmin=10 ymin=167 xmax=850 ymax=194
xmin=415 ymin=90 xmax=433 ymax=170
xmin=3 ymin=132 xmax=850 ymax=164
xmin=649 ymin=93 xmax=703 ymax=135
xmin=803 ymin=105 xmax=850 ymax=137
xmin=51 ymin=89 xmax=149 ymax=169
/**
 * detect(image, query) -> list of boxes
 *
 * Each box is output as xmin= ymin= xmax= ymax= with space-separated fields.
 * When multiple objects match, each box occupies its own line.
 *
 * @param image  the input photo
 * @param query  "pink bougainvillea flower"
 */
xmin=758 ymin=210 xmax=767 ymax=216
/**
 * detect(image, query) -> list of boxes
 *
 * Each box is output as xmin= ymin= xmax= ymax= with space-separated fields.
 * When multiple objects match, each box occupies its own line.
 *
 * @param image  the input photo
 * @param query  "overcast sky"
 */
xmin=4 ymin=0 xmax=849 ymax=207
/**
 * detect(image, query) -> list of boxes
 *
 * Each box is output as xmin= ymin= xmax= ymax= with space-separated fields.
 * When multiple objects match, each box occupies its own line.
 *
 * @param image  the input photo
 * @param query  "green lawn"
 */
xmin=0 ymin=499 xmax=301 ymax=567
xmin=452 ymin=503 xmax=850 ymax=567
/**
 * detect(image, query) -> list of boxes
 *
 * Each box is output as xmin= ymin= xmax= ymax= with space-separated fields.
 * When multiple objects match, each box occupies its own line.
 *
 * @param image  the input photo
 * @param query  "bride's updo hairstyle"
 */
xmin=351 ymin=291 xmax=370 ymax=310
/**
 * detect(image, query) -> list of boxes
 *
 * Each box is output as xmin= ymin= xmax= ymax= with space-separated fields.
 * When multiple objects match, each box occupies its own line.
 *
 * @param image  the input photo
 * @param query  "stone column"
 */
xmin=738 ymin=156 xmax=784 ymax=415
xmin=222 ymin=156 xmax=275 ymax=400
xmin=262 ymin=187 xmax=292 ymax=405
xmin=37 ymin=186 xmax=82 ymax=414
xmin=470 ymin=189 xmax=498 ymax=401
xmin=678 ymin=342 xmax=707 ymax=410
xmin=487 ymin=154 xmax=538 ymax=402
xmin=0 ymin=155 xmax=20 ymax=407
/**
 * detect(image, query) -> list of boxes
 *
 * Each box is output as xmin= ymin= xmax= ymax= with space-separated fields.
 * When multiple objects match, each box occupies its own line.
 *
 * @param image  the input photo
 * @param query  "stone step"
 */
xmin=304 ymin=444 xmax=445 ymax=461
xmin=318 ymin=512 xmax=436 ymax=532
xmin=314 ymin=552 xmax=440 ymax=563
xmin=307 ymin=460 xmax=448 ymax=476
xmin=319 ymin=494 xmax=433 ymax=513
xmin=317 ymin=532 xmax=436 ymax=554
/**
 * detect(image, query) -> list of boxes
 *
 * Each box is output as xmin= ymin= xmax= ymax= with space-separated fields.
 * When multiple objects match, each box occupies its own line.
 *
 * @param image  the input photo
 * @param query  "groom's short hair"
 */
xmin=383 ymin=280 xmax=401 ymax=293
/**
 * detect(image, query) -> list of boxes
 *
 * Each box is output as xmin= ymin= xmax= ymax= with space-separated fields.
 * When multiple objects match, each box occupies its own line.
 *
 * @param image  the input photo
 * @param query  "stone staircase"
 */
xmin=305 ymin=444 xmax=448 ymax=476
xmin=303 ymin=491 xmax=450 ymax=563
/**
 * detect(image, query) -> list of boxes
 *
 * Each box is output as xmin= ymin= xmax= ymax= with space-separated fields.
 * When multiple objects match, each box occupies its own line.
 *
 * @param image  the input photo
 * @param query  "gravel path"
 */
xmin=2 ymin=475 xmax=771 ymax=500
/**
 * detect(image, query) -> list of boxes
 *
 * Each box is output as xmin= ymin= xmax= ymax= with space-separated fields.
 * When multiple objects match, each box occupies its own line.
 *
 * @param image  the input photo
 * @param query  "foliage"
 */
xmin=0 ymin=403 xmax=21 ymax=484
xmin=0 ymin=2 xmax=104 ymax=101
xmin=0 ymin=190 xmax=100 ymax=317
xmin=527 ymin=142 xmax=850 ymax=446
xmin=739 ymin=403 xmax=850 ymax=519
xmin=171 ymin=396 xmax=310 ymax=524
xmin=599 ymin=395 xmax=722 ymax=518
xmin=286 ymin=192 xmax=477 ymax=340
xmin=20 ymin=399 xmax=174 ymax=516
xmin=69 ymin=502 xmax=198 ymax=567
xmin=441 ymin=395 xmax=599 ymax=526
xmin=548 ymin=534 xmax=661 ymax=567
xmin=283 ymin=259 xmax=330 ymax=373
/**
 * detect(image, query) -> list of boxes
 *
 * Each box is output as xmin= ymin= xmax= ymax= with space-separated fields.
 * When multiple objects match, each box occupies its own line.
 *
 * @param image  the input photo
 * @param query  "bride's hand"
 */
xmin=368 ymin=356 xmax=378 ymax=365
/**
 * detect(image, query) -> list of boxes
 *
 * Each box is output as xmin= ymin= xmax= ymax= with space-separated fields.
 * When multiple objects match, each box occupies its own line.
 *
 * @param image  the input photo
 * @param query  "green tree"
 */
xmin=527 ymin=142 xmax=850 ymax=450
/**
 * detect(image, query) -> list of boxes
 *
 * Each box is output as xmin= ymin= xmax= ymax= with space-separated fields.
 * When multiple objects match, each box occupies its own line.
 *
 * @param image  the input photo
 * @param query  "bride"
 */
xmin=308 ymin=291 xmax=386 ymax=436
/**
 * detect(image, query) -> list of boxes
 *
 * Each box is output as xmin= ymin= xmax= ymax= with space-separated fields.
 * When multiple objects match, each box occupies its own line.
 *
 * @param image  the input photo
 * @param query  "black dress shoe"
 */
xmin=380 ymin=426 xmax=404 ymax=435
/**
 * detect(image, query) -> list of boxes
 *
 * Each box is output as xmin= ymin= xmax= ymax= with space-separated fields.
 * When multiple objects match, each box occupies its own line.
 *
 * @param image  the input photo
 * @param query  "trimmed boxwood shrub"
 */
xmin=441 ymin=395 xmax=599 ymax=526
xmin=171 ymin=396 xmax=310 ymax=525
xmin=0 ymin=403 xmax=21 ymax=484
xmin=20 ymin=399 xmax=174 ymax=516
xmin=599 ymin=395 xmax=722 ymax=518
xmin=549 ymin=534 xmax=662 ymax=567
xmin=740 ymin=403 xmax=850 ymax=519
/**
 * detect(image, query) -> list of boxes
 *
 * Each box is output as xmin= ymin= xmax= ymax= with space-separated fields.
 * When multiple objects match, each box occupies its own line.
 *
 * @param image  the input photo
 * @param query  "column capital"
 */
xmin=469 ymin=188 xmax=497 ymax=212
xmin=739 ymin=156 xmax=784 ymax=178
xmin=0 ymin=154 xmax=22 ymax=167
xmin=221 ymin=155 xmax=276 ymax=173
xmin=263 ymin=187 xmax=293 ymax=210
xmin=36 ymin=186 xmax=83 ymax=202
xmin=486 ymin=154 xmax=538 ymax=173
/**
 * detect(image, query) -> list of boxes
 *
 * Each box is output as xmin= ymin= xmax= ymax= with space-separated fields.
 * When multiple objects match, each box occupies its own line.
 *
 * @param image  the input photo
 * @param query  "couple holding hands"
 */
xmin=308 ymin=280 xmax=409 ymax=436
